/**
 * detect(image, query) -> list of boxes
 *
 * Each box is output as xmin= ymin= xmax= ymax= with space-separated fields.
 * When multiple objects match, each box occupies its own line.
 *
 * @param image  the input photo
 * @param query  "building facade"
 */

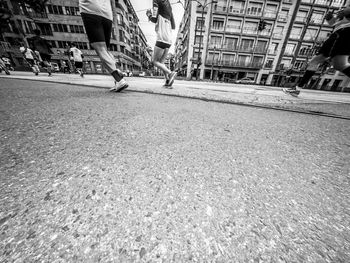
xmin=0 ymin=0 xmax=151 ymax=74
xmin=175 ymin=0 xmax=350 ymax=91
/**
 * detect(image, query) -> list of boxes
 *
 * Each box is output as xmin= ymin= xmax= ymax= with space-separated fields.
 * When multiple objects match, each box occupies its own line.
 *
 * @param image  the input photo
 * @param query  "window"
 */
xmin=240 ymin=39 xmax=254 ymax=50
xmin=310 ymin=11 xmax=324 ymax=24
xmin=212 ymin=19 xmax=224 ymax=30
xmin=196 ymin=18 xmax=205 ymax=30
xmin=229 ymin=0 xmax=244 ymax=13
xmin=255 ymin=41 xmax=267 ymax=52
xmin=294 ymin=60 xmax=305 ymax=69
xmin=237 ymin=55 xmax=250 ymax=65
xmin=285 ymin=43 xmax=296 ymax=55
xmin=299 ymin=46 xmax=312 ymax=56
xmin=226 ymin=19 xmax=241 ymax=32
xmin=296 ymin=9 xmax=308 ymax=22
xmin=265 ymin=4 xmax=278 ymax=18
xmin=47 ymin=5 xmax=63 ymax=15
xmin=304 ymin=28 xmax=318 ymax=41
xmin=252 ymin=56 xmax=263 ymax=65
xmin=57 ymin=41 xmax=70 ymax=48
xmin=290 ymin=26 xmax=303 ymax=39
xmin=268 ymin=43 xmax=278 ymax=54
xmin=194 ymin=35 xmax=203 ymax=45
xmin=65 ymin=6 xmax=80 ymax=16
xmin=222 ymin=54 xmax=234 ymax=65
xmin=243 ymin=21 xmax=258 ymax=34
xmin=52 ymin=24 xmax=68 ymax=32
xmin=210 ymin=36 xmax=222 ymax=46
xmin=70 ymin=25 xmax=84 ymax=34
xmin=37 ymin=23 xmax=53 ymax=35
xmin=265 ymin=58 xmax=274 ymax=69
xmin=116 ymin=13 xmax=123 ymax=25
xmin=224 ymin=37 xmax=238 ymax=48
xmin=207 ymin=52 xmax=219 ymax=63
xmin=246 ymin=2 xmax=263 ymax=16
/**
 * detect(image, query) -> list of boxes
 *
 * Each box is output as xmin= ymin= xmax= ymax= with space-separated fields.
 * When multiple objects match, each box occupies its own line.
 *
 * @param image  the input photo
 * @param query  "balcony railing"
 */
xmin=264 ymin=12 xmax=277 ymax=19
xmin=206 ymin=60 xmax=263 ymax=68
xmin=229 ymin=8 xmax=245 ymax=14
xmin=226 ymin=25 xmax=241 ymax=33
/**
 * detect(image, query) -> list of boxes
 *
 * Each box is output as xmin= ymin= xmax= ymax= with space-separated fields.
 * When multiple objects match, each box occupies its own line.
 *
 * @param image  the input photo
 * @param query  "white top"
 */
xmin=69 ymin=47 xmax=83 ymax=62
xmin=19 ymin=47 xmax=34 ymax=60
xmin=79 ymin=0 xmax=113 ymax=21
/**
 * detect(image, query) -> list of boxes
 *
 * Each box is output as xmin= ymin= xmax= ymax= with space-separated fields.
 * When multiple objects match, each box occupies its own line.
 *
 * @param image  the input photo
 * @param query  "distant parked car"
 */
xmin=235 ymin=77 xmax=255 ymax=84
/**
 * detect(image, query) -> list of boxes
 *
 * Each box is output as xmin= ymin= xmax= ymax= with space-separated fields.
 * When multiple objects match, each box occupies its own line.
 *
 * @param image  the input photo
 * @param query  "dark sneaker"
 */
xmin=110 ymin=79 xmax=129 ymax=92
xmin=168 ymin=71 xmax=177 ymax=86
xmin=283 ymin=87 xmax=300 ymax=97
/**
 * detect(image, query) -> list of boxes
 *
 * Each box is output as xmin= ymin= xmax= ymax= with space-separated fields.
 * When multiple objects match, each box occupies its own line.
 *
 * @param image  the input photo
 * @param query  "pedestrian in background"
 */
xmin=283 ymin=4 xmax=350 ymax=96
xmin=19 ymin=42 xmax=40 ymax=75
xmin=79 ymin=0 xmax=128 ymax=92
xmin=70 ymin=43 xmax=84 ymax=77
xmin=147 ymin=0 xmax=177 ymax=88
xmin=28 ymin=29 xmax=53 ymax=76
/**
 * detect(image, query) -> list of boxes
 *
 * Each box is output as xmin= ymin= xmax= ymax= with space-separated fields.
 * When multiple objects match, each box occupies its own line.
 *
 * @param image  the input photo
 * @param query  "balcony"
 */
xmin=225 ymin=25 xmax=241 ymax=33
xmin=272 ymin=33 xmax=283 ymax=39
xmin=309 ymin=18 xmax=323 ymax=25
xmin=313 ymin=0 xmax=329 ymax=6
xmin=264 ymin=12 xmax=277 ymax=19
xmin=228 ymin=8 xmax=245 ymax=15
xmin=277 ymin=15 xmax=288 ymax=22
xmin=246 ymin=10 xmax=262 ymax=17
xmin=289 ymin=34 xmax=301 ymax=39
xmin=214 ymin=5 xmax=227 ymax=13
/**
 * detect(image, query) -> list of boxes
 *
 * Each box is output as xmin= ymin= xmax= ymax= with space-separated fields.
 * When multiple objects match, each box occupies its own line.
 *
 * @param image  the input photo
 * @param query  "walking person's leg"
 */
xmin=81 ymin=13 xmax=127 ymax=92
xmin=152 ymin=45 xmax=176 ymax=87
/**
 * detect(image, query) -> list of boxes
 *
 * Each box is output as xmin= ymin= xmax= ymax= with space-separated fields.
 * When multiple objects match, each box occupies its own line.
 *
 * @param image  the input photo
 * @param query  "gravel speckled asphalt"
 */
xmin=0 ymin=79 xmax=349 ymax=262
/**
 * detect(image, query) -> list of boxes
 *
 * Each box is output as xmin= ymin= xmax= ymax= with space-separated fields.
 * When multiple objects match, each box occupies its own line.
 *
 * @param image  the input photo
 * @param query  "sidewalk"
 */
xmin=1 ymin=71 xmax=350 ymax=119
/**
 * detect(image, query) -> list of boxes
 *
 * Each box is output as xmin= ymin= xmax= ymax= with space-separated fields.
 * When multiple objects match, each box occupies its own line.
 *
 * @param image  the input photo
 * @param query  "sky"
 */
xmin=129 ymin=0 xmax=185 ymax=53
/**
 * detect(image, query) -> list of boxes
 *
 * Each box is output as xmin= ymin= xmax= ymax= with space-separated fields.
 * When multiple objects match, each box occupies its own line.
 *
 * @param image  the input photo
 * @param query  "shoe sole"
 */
xmin=283 ymin=88 xmax=300 ymax=97
xmin=116 ymin=83 xmax=129 ymax=92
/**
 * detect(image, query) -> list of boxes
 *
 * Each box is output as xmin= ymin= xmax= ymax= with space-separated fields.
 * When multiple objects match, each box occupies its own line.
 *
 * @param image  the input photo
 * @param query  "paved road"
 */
xmin=0 ymin=79 xmax=349 ymax=262
xmin=2 ymin=71 xmax=350 ymax=119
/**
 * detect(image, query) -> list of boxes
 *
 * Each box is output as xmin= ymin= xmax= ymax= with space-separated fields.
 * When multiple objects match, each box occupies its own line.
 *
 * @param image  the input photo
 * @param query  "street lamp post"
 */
xmin=192 ymin=0 xmax=217 ymax=80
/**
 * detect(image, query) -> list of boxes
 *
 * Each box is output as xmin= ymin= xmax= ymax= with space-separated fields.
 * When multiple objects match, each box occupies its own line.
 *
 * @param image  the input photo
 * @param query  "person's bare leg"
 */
xmin=91 ymin=42 xmax=118 ymax=73
xmin=91 ymin=42 xmax=127 ymax=91
xmin=152 ymin=46 xmax=171 ymax=77
xmin=283 ymin=54 xmax=327 ymax=96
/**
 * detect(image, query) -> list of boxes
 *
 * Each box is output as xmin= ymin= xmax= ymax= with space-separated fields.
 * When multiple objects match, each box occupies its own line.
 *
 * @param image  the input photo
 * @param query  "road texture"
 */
xmin=1 ymin=72 xmax=350 ymax=119
xmin=0 ymin=79 xmax=349 ymax=262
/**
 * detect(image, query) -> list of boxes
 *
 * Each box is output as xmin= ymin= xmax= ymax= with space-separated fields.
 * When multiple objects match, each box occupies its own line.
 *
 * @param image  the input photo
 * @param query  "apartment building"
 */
xmin=0 ymin=0 xmax=151 ymax=74
xmin=175 ymin=0 xmax=350 ymax=91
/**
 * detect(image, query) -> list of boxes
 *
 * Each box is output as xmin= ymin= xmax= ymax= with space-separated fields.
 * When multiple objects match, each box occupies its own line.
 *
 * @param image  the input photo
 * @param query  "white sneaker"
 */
xmin=282 ymin=87 xmax=300 ymax=97
xmin=110 ymin=78 xmax=129 ymax=92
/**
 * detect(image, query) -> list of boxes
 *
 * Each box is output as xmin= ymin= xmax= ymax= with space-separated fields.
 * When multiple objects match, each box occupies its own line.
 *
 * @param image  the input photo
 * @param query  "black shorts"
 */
xmin=317 ymin=27 xmax=350 ymax=58
xmin=155 ymin=41 xmax=171 ymax=49
xmin=75 ymin=61 xmax=83 ymax=68
xmin=41 ymin=54 xmax=51 ymax=62
xmin=26 ymin=58 xmax=35 ymax=66
xmin=81 ymin=13 xmax=112 ymax=47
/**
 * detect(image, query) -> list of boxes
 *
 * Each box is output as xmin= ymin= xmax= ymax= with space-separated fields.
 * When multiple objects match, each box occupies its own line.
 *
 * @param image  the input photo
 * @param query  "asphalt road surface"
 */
xmin=0 ymin=79 xmax=349 ymax=262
